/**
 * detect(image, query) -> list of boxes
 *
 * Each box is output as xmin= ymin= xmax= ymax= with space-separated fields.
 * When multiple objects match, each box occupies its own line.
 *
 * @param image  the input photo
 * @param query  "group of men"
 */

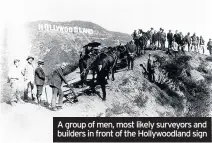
xmin=131 ymin=28 xmax=212 ymax=55
xmin=8 ymin=56 xmax=77 ymax=111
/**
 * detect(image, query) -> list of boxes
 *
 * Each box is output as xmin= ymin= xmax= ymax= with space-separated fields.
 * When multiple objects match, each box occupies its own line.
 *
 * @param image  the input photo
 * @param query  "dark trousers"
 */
xmin=24 ymin=81 xmax=34 ymax=101
xmin=148 ymin=70 xmax=155 ymax=82
xmin=51 ymin=87 xmax=64 ymax=108
xmin=97 ymin=71 xmax=107 ymax=100
xmin=187 ymin=43 xmax=191 ymax=51
xmin=161 ymin=40 xmax=166 ymax=50
xmin=100 ymin=84 xmax=106 ymax=100
xmin=127 ymin=55 xmax=134 ymax=70
xmin=168 ymin=41 xmax=173 ymax=51
xmin=36 ymin=85 xmax=44 ymax=103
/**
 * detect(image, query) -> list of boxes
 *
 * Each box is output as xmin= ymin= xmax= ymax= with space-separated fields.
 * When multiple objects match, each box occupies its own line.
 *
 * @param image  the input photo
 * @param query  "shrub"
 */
xmin=206 ymin=56 xmax=212 ymax=62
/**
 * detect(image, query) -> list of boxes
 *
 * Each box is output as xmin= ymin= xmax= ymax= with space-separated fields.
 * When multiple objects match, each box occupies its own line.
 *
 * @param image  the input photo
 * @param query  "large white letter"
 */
xmin=83 ymin=28 xmax=88 ymax=34
xmin=68 ymin=27 xmax=73 ymax=32
xmin=64 ymin=27 xmax=68 ymax=32
xmin=74 ymin=27 xmax=78 ymax=33
xmin=38 ymin=24 xmax=44 ymax=31
xmin=79 ymin=27 xmax=83 ymax=33
xmin=58 ymin=121 xmax=63 ymax=128
xmin=44 ymin=24 xmax=50 ymax=30
xmin=88 ymin=29 xmax=94 ymax=34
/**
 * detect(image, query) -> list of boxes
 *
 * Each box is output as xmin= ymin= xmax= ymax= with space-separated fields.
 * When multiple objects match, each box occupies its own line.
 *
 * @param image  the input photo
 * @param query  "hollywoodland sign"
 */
xmin=38 ymin=23 xmax=94 ymax=34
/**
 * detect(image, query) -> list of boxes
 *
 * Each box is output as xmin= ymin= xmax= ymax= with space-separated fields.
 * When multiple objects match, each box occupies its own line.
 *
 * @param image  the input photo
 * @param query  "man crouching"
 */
xmin=49 ymin=63 xmax=78 ymax=111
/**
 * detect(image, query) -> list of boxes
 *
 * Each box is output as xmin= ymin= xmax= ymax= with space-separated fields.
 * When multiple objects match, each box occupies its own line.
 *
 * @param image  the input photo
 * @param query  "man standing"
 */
xmin=196 ymin=36 xmax=200 ymax=53
xmin=199 ymin=36 xmax=205 ymax=54
xmin=8 ymin=59 xmax=24 ymax=105
xmin=191 ymin=33 xmax=197 ymax=52
xmin=179 ymin=32 xmax=185 ymax=52
xmin=167 ymin=30 xmax=173 ymax=52
xmin=131 ymin=30 xmax=139 ymax=55
xmin=174 ymin=30 xmax=179 ymax=44
xmin=147 ymin=54 xmax=155 ymax=82
xmin=148 ymin=27 xmax=154 ymax=47
xmin=127 ymin=40 xmax=136 ymax=70
xmin=207 ymin=39 xmax=212 ymax=55
xmin=161 ymin=29 xmax=166 ymax=50
xmin=50 ymin=62 xmax=78 ymax=111
xmin=174 ymin=30 xmax=181 ymax=51
xmin=157 ymin=28 xmax=163 ymax=49
xmin=185 ymin=32 xmax=191 ymax=52
xmin=96 ymin=60 xmax=108 ymax=101
xmin=22 ymin=56 xmax=35 ymax=102
xmin=34 ymin=60 xmax=45 ymax=104
xmin=152 ymin=30 xmax=158 ymax=50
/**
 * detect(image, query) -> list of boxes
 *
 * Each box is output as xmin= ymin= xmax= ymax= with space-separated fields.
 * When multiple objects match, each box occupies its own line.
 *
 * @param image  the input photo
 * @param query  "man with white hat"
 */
xmin=34 ymin=59 xmax=45 ymax=104
xmin=22 ymin=56 xmax=35 ymax=102
xmin=8 ymin=59 xmax=24 ymax=105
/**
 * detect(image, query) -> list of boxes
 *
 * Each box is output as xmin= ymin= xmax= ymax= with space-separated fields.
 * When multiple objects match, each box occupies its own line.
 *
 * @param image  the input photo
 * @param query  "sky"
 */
xmin=1 ymin=0 xmax=212 ymax=63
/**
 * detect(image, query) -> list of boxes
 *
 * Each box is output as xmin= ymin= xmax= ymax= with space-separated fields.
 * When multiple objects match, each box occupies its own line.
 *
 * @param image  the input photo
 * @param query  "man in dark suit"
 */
xmin=50 ymin=62 xmax=77 ymax=111
xmin=157 ymin=28 xmax=163 ymax=49
xmin=167 ymin=30 xmax=173 ymax=52
xmin=35 ymin=60 xmax=45 ymax=104
xmin=161 ymin=29 xmax=166 ymax=50
xmin=126 ymin=40 xmax=137 ymax=70
xmin=147 ymin=54 xmax=155 ymax=82
xmin=185 ymin=32 xmax=191 ymax=52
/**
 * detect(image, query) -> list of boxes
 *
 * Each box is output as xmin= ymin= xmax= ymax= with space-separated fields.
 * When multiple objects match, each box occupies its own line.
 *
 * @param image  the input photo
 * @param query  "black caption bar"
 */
xmin=53 ymin=117 xmax=211 ymax=142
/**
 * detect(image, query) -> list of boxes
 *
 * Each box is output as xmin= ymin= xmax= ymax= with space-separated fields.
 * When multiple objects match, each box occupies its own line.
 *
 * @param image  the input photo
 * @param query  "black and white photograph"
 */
xmin=0 ymin=0 xmax=212 ymax=142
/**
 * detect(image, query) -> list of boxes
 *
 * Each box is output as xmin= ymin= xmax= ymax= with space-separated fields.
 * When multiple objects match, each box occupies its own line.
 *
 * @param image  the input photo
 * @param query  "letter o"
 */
xmin=88 ymin=122 xmax=93 ymax=128
xmin=115 ymin=131 xmax=121 ymax=137
xmin=68 ymin=27 xmax=73 ymax=32
xmin=74 ymin=27 xmax=78 ymax=33
xmin=64 ymin=27 xmax=68 ymax=32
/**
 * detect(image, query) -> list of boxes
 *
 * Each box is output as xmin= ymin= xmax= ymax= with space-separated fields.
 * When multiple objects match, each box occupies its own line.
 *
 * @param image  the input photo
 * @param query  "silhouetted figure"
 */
xmin=199 ymin=36 xmax=205 ymax=53
xmin=147 ymin=54 xmax=155 ymax=82
xmin=127 ymin=40 xmax=136 ymax=70
xmin=167 ymin=30 xmax=173 ymax=54
xmin=97 ymin=64 xmax=108 ymax=101
xmin=185 ymin=32 xmax=191 ymax=52
xmin=207 ymin=39 xmax=212 ymax=55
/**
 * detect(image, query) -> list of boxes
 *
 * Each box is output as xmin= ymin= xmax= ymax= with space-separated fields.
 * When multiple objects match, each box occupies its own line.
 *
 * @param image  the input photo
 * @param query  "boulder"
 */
xmin=190 ymin=70 xmax=204 ymax=82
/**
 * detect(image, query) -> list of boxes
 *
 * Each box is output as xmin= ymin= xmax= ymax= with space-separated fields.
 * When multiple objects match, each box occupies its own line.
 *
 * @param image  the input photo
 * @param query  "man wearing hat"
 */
xmin=207 ymin=39 xmax=212 ymax=55
xmin=199 ymin=36 xmax=205 ymax=54
xmin=34 ymin=60 xmax=45 ymax=104
xmin=8 ymin=59 xmax=24 ymax=105
xmin=126 ymin=40 xmax=136 ymax=70
xmin=148 ymin=28 xmax=154 ymax=46
xmin=22 ymin=56 xmax=35 ymax=102
xmin=167 ymin=30 xmax=173 ymax=52
xmin=161 ymin=29 xmax=166 ymax=50
xmin=157 ymin=28 xmax=163 ymax=49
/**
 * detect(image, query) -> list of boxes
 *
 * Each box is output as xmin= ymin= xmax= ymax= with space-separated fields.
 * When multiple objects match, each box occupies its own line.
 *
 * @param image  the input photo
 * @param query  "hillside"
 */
xmin=26 ymin=20 xmax=132 ymax=75
xmin=1 ymin=50 xmax=212 ymax=142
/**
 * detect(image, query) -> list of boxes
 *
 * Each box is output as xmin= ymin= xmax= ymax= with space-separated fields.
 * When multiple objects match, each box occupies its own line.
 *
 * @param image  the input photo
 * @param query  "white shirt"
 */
xmin=23 ymin=62 xmax=34 ymax=82
xmin=172 ymin=42 xmax=178 ymax=51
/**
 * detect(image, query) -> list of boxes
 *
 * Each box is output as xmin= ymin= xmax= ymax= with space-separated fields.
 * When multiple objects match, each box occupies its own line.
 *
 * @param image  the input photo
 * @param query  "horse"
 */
xmin=137 ymin=29 xmax=152 ymax=55
xmin=92 ymin=47 xmax=118 ymax=81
